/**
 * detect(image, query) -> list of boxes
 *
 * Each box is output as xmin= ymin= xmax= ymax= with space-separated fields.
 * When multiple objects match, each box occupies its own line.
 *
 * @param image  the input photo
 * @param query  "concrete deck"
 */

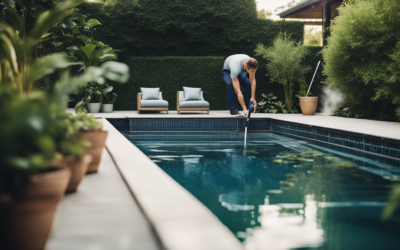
xmin=47 ymin=149 xmax=160 ymax=250
xmin=85 ymin=110 xmax=400 ymax=141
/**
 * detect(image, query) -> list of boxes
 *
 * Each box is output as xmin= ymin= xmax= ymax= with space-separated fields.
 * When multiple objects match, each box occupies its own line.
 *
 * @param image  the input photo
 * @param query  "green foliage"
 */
xmin=257 ymin=93 xmax=288 ymax=114
xmin=255 ymin=33 xmax=311 ymax=110
xmin=304 ymin=27 xmax=322 ymax=47
xmin=100 ymin=86 xmax=117 ymax=104
xmin=0 ymin=88 xmax=60 ymax=176
xmin=0 ymin=1 xmax=129 ymax=197
xmin=322 ymin=0 xmax=400 ymax=119
xmin=78 ymin=1 xmax=303 ymax=60
xmin=0 ymin=0 xmax=84 ymax=93
xmin=72 ymin=109 xmax=103 ymax=131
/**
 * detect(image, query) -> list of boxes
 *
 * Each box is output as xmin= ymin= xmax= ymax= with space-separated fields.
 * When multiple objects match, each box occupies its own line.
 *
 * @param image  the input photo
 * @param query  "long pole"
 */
xmin=306 ymin=61 xmax=321 ymax=97
xmin=244 ymin=127 xmax=247 ymax=148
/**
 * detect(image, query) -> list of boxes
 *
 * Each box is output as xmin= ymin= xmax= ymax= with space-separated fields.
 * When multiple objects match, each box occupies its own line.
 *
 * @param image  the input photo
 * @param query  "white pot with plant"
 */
xmin=100 ymin=85 xmax=117 ymax=113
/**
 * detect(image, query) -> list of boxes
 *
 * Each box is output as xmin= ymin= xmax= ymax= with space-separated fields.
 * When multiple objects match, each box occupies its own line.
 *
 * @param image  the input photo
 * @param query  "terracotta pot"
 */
xmin=1 ymin=198 xmax=58 ymax=250
xmin=23 ymin=167 xmax=71 ymax=201
xmin=299 ymin=96 xmax=318 ymax=115
xmin=77 ymin=130 xmax=108 ymax=174
xmin=0 ymin=167 xmax=71 ymax=250
xmin=62 ymin=155 xmax=92 ymax=192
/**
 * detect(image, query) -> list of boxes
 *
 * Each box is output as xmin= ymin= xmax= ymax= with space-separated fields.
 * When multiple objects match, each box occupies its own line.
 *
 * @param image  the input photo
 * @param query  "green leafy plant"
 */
xmin=0 ymin=0 xmax=84 ymax=93
xmin=322 ymin=0 xmax=400 ymax=119
xmin=100 ymin=85 xmax=117 ymax=104
xmin=0 ymin=0 xmax=129 ymax=198
xmin=70 ymin=109 xmax=103 ymax=131
xmin=255 ymin=33 xmax=311 ymax=111
xmin=257 ymin=92 xmax=300 ymax=114
xmin=296 ymin=75 xmax=312 ymax=97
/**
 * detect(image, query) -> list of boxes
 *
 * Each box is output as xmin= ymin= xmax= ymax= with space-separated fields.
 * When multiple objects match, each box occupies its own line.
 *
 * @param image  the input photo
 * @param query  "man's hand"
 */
xmin=243 ymin=110 xmax=248 ymax=117
xmin=251 ymin=99 xmax=257 ymax=113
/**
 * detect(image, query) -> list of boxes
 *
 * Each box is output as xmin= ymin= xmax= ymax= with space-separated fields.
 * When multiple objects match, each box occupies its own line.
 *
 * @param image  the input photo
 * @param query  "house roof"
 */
xmin=278 ymin=0 xmax=342 ymax=19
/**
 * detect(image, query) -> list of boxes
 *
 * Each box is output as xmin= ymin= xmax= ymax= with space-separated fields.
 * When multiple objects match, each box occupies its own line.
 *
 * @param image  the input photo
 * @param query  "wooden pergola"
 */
xmin=278 ymin=0 xmax=343 ymax=45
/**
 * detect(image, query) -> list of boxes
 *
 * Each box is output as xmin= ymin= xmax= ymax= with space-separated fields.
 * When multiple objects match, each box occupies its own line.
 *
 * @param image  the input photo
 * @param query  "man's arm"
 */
xmin=249 ymin=73 xmax=257 ymax=112
xmin=232 ymin=78 xmax=248 ymax=116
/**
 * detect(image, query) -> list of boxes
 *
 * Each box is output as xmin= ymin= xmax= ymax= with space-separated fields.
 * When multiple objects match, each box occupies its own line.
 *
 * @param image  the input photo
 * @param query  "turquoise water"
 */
xmin=126 ymin=132 xmax=400 ymax=249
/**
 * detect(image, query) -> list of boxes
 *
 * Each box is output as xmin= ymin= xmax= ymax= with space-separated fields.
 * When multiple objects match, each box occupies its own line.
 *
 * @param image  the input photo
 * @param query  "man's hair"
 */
xmin=247 ymin=58 xmax=258 ymax=69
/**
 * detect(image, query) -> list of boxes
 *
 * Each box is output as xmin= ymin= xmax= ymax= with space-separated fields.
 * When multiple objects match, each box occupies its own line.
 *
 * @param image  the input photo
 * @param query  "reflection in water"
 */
xmin=243 ymin=194 xmax=324 ymax=250
xmin=133 ymin=133 xmax=400 ymax=250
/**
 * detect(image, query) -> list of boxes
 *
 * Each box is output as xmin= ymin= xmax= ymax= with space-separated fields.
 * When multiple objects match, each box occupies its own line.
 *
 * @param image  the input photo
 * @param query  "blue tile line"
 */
xmin=106 ymin=118 xmax=400 ymax=159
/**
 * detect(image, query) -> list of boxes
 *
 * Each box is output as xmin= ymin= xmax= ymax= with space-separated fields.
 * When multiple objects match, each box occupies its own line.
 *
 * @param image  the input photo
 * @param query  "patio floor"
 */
xmin=46 ymin=149 xmax=160 ymax=250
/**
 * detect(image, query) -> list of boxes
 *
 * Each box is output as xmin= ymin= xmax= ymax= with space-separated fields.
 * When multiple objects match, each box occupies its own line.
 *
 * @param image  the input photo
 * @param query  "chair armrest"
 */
xmin=137 ymin=93 xmax=141 ymax=109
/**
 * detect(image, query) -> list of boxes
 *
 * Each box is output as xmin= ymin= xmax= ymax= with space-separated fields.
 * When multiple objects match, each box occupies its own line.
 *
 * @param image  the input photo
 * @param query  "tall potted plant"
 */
xmin=297 ymin=75 xmax=318 ymax=115
xmin=255 ymin=33 xmax=311 ymax=112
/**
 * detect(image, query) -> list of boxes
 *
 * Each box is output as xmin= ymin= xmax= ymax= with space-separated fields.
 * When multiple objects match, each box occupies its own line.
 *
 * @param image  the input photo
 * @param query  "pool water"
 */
xmin=125 ymin=132 xmax=400 ymax=250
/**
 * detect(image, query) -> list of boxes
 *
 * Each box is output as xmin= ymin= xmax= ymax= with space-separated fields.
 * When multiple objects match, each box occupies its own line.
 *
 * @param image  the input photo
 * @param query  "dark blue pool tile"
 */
xmin=238 ymin=119 xmax=271 ymax=131
xmin=107 ymin=119 xmax=129 ymax=131
xmin=129 ymin=119 xmax=239 ymax=132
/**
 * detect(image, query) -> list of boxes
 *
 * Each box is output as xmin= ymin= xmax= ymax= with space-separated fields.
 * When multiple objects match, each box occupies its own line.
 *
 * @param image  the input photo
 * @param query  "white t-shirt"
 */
xmin=222 ymin=54 xmax=250 ymax=78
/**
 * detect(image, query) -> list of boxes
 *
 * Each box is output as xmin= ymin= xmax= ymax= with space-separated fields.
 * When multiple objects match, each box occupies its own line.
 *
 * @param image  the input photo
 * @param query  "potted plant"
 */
xmin=100 ymin=85 xmax=117 ymax=112
xmin=255 ymin=33 xmax=311 ymax=112
xmin=56 ymin=112 xmax=92 ymax=192
xmin=0 ymin=88 xmax=72 ymax=250
xmin=71 ymin=109 xmax=108 ymax=173
xmin=0 ymin=1 xmax=129 ymax=248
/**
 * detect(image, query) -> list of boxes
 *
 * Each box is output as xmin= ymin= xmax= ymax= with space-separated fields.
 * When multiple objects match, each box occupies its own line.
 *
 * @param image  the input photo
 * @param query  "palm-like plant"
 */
xmin=0 ymin=0 xmax=84 ymax=93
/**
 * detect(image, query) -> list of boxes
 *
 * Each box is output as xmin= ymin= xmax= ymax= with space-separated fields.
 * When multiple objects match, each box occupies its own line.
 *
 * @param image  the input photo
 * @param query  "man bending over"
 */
xmin=222 ymin=54 xmax=258 ymax=116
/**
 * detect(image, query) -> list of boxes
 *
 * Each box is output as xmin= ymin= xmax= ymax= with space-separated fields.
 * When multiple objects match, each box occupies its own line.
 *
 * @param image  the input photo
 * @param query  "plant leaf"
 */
xmin=81 ymin=44 xmax=97 ymax=59
xmin=102 ymin=86 xmax=113 ymax=93
xmin=87 ymin=19 xmax=101 ymax=28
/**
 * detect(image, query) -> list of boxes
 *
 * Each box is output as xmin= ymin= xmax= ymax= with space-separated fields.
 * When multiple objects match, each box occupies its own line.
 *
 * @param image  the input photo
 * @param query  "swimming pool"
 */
xmin=124 ymin=132 xmax=400 ymax=249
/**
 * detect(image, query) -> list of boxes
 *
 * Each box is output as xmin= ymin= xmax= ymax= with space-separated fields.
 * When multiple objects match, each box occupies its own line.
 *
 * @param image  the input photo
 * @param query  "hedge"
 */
xmin=112 ymin=49 xmax=324 ymax=111
xmin=73 ymin=1 xmax=323 ymax=111
xmin=78 ymin=1 xmax=304 ymax=60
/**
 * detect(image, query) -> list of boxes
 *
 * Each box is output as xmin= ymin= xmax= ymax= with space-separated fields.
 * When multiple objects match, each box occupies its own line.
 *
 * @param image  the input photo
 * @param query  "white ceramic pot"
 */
xmin=87 ymin=103 xmax=101 ymax=113
xmin=101 ymin=104 xmax=114 ymax=113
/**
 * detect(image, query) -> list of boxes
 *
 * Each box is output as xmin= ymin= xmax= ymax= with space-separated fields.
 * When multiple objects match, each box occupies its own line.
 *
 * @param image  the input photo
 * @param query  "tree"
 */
xmin=257 ymin=9 xmax=272 ymax=19
xmin=322 ymin=0 xmax=400 ymax=119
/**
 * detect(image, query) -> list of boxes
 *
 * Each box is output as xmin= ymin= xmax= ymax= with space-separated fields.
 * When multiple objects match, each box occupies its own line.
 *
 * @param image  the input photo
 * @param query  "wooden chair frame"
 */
xmin=176 ymin=91 xmax=209 ymax=115
xmin=137 ymin=93 xmax=169 ymax=114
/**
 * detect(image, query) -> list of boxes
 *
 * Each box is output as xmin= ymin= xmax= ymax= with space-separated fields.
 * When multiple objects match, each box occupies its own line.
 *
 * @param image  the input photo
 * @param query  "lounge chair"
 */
xmin=177 ymin=87 xmax=209 ymax=114
xmin=137 ymin=88 xmax=169 ymax=114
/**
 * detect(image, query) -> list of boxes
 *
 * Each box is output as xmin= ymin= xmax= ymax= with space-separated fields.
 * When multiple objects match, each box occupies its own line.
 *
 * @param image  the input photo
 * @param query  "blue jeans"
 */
xmin=222 ymin=70 xmax=251 ymax=114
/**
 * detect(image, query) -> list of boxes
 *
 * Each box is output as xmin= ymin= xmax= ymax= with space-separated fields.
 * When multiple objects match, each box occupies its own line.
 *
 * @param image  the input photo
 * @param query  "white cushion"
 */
xmin=183 ymin=87 xmax=201 ymax=101
xmin=141 ymin=88 xmax=160 ymax=100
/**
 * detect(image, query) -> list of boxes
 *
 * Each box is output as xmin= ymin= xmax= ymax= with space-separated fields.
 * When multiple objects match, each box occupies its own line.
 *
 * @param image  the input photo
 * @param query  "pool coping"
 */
xmin=103 ymin=118 xmax=244 ymax=250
